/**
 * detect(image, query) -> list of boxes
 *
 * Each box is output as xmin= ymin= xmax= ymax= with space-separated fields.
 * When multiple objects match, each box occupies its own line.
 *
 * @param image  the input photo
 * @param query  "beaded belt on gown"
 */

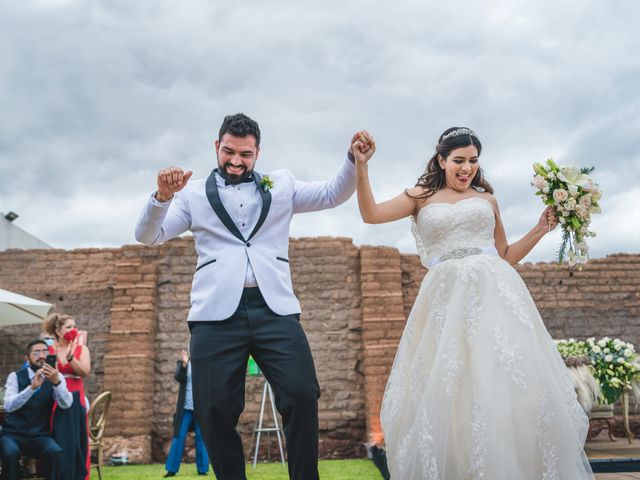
xmin=428 ymin=246 xmax=498 ymax=268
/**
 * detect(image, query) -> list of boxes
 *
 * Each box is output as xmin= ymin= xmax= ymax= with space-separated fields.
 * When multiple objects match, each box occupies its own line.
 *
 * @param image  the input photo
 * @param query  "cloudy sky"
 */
xmin=1 ymin=0 xmax=639 ymax=263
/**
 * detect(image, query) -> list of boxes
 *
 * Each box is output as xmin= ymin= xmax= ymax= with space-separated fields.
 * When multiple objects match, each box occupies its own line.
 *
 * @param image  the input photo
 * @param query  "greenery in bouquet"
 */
xmin=586 ymin=337 xmax=640 ymax=405
xmin=532 ymin=159 xmax=601 ymax=268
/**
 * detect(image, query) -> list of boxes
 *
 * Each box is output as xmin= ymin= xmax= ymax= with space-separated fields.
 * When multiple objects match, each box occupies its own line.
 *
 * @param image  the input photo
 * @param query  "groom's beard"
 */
xmin=218 ymin=161 xmax=254 ymax=185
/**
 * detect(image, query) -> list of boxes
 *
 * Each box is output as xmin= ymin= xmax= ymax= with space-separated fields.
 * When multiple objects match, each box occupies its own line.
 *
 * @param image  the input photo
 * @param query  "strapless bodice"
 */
xmin=412 ymin=196 xmax=496 ymax=268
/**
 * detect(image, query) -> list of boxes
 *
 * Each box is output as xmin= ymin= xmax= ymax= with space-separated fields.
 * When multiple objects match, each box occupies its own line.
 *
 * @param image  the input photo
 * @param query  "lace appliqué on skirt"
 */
xmin=493 ymin=326 xmax=528 ymax=391
xmin=537 ymin=391 xmax=560 ymax=480
xmin=467 ymin=399 xmax=488 ymax=479
xmin=442 ymin=337 xmax=462 ymax=398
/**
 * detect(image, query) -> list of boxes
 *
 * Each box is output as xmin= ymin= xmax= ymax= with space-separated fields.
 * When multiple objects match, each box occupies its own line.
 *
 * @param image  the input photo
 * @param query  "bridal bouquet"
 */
xmin=532 ymin=159 xmax=602 ymax=268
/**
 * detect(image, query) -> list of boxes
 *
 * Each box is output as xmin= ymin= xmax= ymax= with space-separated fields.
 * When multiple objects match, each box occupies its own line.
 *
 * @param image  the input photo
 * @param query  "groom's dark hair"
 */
xmin=219 ymin=113 xmax=261 ymax=148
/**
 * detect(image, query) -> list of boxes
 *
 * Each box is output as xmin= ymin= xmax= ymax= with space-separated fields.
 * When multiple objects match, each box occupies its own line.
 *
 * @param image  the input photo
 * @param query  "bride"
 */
xmin=352 ymin=128 xmax=594 ymax=479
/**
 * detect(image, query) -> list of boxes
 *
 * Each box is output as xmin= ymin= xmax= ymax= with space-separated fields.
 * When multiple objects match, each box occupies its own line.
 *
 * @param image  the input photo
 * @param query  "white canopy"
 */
xmin=0 ymin=288 xmax=52 ymax=327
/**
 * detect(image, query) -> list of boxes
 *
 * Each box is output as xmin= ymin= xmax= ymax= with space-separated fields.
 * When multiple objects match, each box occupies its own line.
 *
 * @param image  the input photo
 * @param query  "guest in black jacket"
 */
xmin=164 ymin=350 xmax=209 ymax=477
xmin=0 ymin=339 xmax=73 ymax=480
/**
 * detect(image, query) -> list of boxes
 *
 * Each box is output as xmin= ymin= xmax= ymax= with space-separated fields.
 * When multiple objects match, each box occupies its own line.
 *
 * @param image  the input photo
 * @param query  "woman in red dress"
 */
xmin=44 ymin=313 xmax=92 ymax=480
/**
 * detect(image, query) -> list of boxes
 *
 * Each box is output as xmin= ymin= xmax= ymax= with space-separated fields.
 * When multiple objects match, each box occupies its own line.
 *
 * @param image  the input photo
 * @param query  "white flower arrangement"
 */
xmin=532 ymin=159 xmax=602 ymax=268
xmin=586 ymin=337 xmax=640 ymax=404
xmin=557 ymin=337 xmax=640 ymax=406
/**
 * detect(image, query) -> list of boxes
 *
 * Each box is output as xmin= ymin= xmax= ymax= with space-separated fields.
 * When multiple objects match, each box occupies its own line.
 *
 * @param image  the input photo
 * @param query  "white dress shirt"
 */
xmin=3 ymin=367 xmax=73 ymax=412
xmin=215 ymin=175 xmax=262 ymax=286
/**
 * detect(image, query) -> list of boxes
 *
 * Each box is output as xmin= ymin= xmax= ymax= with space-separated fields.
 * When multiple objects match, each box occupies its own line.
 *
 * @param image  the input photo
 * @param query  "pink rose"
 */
xmin=553 ymin=189 xmax=569 ymax=203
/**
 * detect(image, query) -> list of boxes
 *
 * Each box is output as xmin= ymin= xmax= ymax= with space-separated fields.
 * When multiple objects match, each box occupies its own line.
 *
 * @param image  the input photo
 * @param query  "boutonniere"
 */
xmin=259 ymin=175 xmax=274 ymax=192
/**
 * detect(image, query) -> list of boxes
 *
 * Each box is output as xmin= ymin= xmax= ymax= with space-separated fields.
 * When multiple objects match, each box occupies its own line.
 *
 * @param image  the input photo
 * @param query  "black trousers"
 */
xmin=0 ymin=433 xmax=63 ymax=480
xmin=189 ymin=287 xmax=320 ymax=480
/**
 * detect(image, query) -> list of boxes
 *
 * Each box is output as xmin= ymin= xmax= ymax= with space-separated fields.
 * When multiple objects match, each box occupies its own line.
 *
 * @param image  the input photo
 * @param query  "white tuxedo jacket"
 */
xmin=135 ymin=158 xmax=356 ymax=321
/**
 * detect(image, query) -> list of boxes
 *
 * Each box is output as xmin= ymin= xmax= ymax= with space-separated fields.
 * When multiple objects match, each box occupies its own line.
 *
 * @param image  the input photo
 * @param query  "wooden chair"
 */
xmin=88 ymin=391 xmax=112 ymax=480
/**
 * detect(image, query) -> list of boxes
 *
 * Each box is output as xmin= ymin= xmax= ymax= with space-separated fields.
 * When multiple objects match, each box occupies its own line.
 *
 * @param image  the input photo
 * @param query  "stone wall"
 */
xmin=1 ymin=241 xmax=639 ymax=463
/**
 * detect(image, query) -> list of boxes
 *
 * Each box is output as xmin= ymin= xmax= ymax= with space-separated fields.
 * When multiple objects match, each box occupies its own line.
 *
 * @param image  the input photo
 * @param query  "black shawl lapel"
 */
xmin=248 ymin=171 xmax=272 ymax=241
xmin=205 ymin=169 xmax=245 ymax=242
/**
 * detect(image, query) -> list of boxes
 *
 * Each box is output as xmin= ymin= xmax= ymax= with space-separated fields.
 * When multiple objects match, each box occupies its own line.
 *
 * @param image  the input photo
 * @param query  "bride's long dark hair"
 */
xmin=408 ymin=127 xmax=493 ymax=199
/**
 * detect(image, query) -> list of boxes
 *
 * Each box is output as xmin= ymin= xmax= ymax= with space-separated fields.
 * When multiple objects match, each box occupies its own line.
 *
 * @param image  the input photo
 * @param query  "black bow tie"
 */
xmin=225 ymin=175 xmax=254 ymax=186
xmin=217 ymin=167 xmax=254 ymax=186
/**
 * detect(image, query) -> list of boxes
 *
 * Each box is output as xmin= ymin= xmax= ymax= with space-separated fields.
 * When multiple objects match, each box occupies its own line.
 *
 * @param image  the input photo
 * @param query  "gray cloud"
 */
xmin=1 ymin=0 xmax=638 ymax=262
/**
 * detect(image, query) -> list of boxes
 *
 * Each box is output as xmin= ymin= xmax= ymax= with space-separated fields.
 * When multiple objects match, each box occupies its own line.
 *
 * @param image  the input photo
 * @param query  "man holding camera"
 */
xmin=0 ymin=339 xmax=73 ymax=480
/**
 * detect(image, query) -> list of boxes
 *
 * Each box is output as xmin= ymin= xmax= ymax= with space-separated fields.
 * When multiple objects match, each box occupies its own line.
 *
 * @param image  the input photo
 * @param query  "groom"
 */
xmin=135 ymin=113 xmax=370 ymax=480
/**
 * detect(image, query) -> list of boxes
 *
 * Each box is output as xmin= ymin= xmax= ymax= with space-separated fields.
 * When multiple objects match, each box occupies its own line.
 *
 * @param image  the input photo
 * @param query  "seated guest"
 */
xmin=0 ymin=339 xmax=73 ymax=480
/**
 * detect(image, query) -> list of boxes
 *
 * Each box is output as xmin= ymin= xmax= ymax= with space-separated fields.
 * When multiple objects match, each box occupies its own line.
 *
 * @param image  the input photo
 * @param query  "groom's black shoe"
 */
xmin=370 ymin=445 xmax=391 ymax=480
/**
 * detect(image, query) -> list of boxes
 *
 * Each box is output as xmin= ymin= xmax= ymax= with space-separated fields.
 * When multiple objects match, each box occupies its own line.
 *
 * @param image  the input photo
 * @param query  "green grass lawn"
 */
xmin=100 ymin=459 xmax=382 ymax=479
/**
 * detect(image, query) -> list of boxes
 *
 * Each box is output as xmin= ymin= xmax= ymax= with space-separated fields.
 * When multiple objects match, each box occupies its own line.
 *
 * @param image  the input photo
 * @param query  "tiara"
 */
xmin=441 ymin=128 xmax=477 ymax=142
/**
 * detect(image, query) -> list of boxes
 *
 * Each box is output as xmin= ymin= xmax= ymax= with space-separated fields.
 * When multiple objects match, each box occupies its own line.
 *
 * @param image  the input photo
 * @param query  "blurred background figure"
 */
xmin=44 ymin=313 xmax=92 ymax=480
xmin=0 ymin=339 xmax=73 ymax=480
xmin=164 ymin=349 xmax=209 ymax=477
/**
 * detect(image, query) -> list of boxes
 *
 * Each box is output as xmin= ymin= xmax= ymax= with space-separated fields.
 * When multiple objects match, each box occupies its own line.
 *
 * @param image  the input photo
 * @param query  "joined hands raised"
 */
xmin=350 ymin=131 xmax=376 ymax=165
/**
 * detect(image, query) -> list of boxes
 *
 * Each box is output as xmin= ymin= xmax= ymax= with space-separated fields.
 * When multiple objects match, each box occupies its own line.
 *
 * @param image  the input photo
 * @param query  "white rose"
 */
xmin=533 ymin=175 xmax=547 ymax=190
xmin=542 ymin=183 xmax=550 ymax=194
xmin=617 ymin=357 xmax=625 ymax=364
xmin=604 ymin=348 xmax=610 ymax=354
xmin=592 ymin=345 xmax=602 ymax=353
xmin=579 ymin=195 xmax=592 ymax=208
xmin=553 ymin=189 xmax=569 ymax=203
xmin=614 ymin=343 xmax=622 ymax=351
xmin=598 ymin=340 xmax=607 ymax=348
xmin=564 ymin=198 xmax=577 ymax=211
xmin=589 ymin=204 xmax=602 ymax=214
xmin=605 ymin=354 xmax=614 ymax=362
xmin=575 ymin=205 xmax=589 ymax=220
xmin=624 ymin=349 xmax=633 ymax=358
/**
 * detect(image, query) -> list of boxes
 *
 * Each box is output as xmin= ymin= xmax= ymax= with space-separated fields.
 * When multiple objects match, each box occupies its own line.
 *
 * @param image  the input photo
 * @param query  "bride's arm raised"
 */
xmin=354 ymin=136 xmax=417 ymax=224
xmin=488 ymin=196 xmax=558 ymax=265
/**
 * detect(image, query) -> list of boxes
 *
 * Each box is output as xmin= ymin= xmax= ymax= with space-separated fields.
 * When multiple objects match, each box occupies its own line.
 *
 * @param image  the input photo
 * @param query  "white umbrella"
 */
xmin=0 ymin=288 xmax=52 ymax=327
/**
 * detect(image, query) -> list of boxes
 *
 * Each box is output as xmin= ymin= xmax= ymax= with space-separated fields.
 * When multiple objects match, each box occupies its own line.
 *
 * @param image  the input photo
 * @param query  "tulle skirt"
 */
xmin=380 ymin=254 xmax=594 ymax=479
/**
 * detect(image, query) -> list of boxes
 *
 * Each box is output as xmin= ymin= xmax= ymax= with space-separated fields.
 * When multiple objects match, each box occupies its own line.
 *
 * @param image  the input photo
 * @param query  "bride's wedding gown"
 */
xmin=380 ymin=197 xmax=594 ymax=479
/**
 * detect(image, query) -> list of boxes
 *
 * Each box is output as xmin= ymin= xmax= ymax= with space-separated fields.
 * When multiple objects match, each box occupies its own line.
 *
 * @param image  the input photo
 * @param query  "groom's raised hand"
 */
xmin=155 ymin=167 xmax=193 ymax=202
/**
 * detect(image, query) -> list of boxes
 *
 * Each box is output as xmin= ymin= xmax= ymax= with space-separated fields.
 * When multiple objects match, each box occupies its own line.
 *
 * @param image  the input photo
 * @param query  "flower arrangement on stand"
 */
xmin=586 ymin=337 xmax=640 ymax=405
xmin=557 ymin=337 xmax=640 ymax=407
xmin=532 ymin=159 xmax=602 ymax=268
